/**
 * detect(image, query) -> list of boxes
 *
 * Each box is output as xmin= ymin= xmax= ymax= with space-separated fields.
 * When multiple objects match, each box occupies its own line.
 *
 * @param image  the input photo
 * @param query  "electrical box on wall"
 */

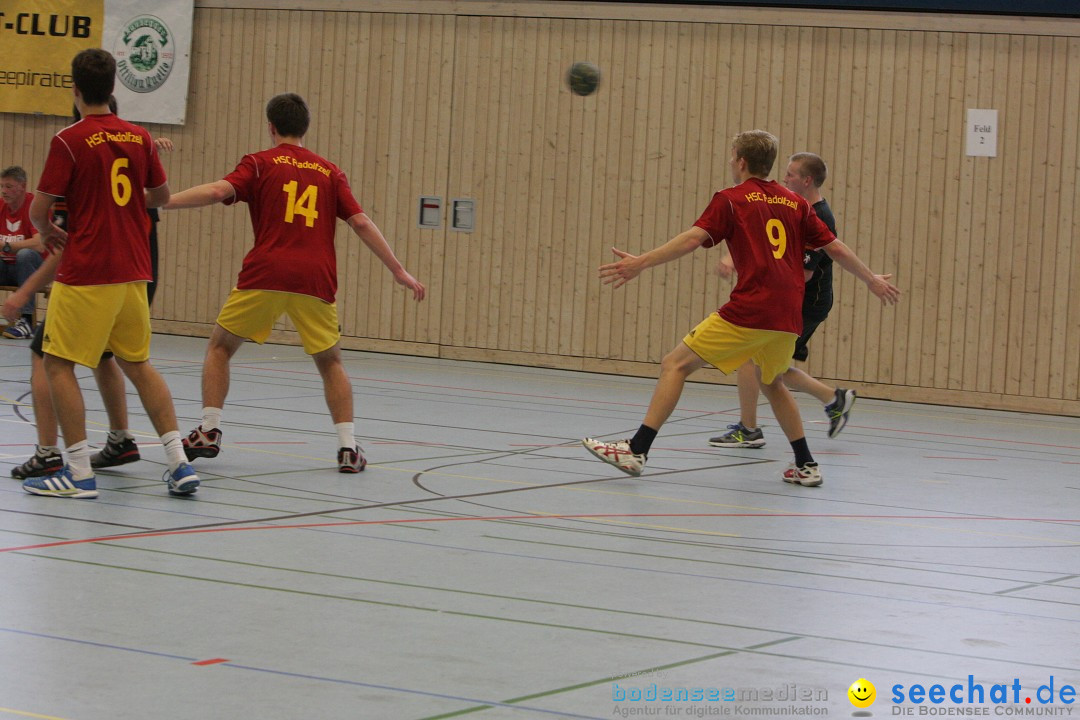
xmin=451 ymin=198 xmax=475 ymax=232
xmin=418 ymin=196 xmax=442 ymax=228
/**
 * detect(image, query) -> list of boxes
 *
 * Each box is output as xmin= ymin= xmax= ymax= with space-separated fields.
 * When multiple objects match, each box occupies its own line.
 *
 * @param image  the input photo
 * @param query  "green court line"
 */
xmin=414 ymin=637 xmax=801 ymax=720
xmin=413 ymin=653 xmax=736 ymax=720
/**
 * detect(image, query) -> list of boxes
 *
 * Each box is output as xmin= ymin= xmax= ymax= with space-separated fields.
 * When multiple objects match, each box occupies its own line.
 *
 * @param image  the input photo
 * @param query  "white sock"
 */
xmin=201 ymin=407 xmax=223 ymax=432
xmin=108 ymin=429 xmax=134 ymax=443
xmin=335 ymin=422 xmax=355 ymax=450
xmin=160 ymin=430 xmax=186 ymax=472
xmin=37 ymin=444 xmax=61 ymax=457
xmin=67 ymin=440 xmax=93 ymax=480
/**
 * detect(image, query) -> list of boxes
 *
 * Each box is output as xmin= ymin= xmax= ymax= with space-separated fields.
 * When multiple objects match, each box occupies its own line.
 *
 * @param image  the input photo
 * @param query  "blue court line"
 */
xmin=0 ymin=627 xmax=604 ymax=719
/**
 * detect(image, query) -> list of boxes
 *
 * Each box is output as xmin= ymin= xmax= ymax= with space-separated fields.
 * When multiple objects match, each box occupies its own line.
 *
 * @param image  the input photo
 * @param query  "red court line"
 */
xmin=924 ymin=457 xmax=998 ymax=461
xmin=2 ymin=513 xmax=1077 ymax=554
xmin=192 ymin=658 xmax=229 ymax=666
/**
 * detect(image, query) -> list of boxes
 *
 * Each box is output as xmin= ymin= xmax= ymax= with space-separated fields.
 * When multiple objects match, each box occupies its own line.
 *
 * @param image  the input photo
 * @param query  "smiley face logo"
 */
xmin=848 ymin=678 xmax=876 ymax=708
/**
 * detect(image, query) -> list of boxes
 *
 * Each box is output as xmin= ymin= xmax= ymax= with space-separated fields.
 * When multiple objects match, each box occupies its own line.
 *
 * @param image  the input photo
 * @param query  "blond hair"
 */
xmin=732 ymin=130 xmax=778 ymax=178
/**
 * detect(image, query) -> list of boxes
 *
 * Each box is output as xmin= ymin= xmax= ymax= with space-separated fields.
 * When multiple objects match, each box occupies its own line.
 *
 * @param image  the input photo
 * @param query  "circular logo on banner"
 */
xmin=115 ymin=15 xmax=175 ymax=93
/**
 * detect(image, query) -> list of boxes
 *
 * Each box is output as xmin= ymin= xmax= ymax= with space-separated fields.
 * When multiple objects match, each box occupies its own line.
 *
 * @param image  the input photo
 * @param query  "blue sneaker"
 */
xmin=164 ymin=463 xmax=200 ymax=496
xmin=23 ymin=466 xmax=98 ymax=499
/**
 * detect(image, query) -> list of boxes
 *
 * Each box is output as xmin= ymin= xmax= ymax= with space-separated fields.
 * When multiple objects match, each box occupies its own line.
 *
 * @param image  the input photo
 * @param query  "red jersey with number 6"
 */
xmin=37 ymin=113 xmax=164 ymax=286
xmin=693 ymin=177 xmax=835 ymax=334
xmin=223 ymin=144 xmax=364 ymax=304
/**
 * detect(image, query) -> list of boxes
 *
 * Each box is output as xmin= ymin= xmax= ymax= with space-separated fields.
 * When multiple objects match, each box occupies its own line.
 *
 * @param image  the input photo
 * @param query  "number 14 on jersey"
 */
xmin=283 ymin=181 xmax=319 ymax=227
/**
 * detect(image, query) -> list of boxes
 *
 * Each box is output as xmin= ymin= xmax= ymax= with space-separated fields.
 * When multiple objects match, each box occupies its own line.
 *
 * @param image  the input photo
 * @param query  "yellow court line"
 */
xmin=0 ymin=708 xmax=72 ymax=720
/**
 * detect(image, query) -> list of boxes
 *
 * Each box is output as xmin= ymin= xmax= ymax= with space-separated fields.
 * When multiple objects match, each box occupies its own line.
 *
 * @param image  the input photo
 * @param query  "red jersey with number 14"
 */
xmin=37 ymin=113 xmax=164 ymax=286
xmin=223 ymin=144 xmax=364 ymax=304
xmin=693 ymin=177 xmax=835 ymax=334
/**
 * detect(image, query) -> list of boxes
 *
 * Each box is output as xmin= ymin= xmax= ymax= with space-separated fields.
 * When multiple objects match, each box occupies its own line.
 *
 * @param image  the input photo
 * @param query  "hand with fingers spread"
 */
xmin=598 ymin=247 xmax=644 ymax=289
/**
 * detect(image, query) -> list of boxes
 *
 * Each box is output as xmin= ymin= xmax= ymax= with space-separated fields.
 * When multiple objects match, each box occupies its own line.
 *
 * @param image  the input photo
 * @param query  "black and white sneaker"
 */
xmin=826 ymin=388 xmax=857 ymax=438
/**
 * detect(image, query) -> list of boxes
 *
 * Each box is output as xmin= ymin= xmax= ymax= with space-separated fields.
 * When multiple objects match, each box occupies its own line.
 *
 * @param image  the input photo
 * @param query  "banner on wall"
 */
xmin=0 ymin=0 xmax=193 ymax=124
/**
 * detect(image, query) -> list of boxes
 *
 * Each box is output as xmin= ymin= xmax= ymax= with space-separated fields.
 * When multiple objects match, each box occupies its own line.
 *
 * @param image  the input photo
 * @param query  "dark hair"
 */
xmin=72 ymin=95 xmax=118 ymax=121
xmin=1 ymin=166 xmax=27 ymax=184
xmin=732 ymin=130 xmax=779 ymax=178
xmin=266 ymin=93 xmax=310 ymax=138
xmin=789 ymin=152 xmax=828 ymax=188
xmin=71 ymin=49 xmax=116 ymax=106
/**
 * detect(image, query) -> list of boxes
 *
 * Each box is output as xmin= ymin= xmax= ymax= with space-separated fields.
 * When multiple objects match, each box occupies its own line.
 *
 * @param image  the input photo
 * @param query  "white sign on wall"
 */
xmin=966 ymin=109 xmax=998 ymax=157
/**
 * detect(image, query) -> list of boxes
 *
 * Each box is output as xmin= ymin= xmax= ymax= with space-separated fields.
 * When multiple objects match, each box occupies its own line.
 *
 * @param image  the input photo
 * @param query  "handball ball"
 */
xmin=567 ymin=61 xmax=601 ymax=96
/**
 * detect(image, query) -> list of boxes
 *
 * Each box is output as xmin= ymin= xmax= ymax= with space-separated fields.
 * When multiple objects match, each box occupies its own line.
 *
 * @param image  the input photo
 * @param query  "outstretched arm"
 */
xmin=346 ymin=212 xmax=425 ymax=301
xmin=164 ymin=180 xmax=234 ymax=210
xmin=600 ymin=226 xmax=711 ymax=289
xmin=821 ymin=239 xmax=901 ymax=305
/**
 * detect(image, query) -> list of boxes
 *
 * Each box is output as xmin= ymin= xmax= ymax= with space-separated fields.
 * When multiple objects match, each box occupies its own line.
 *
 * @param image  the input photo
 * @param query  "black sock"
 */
xmin=790 ymin=437 xmax=814 ymax=467
xmin=629 ymin=424 xmax=658 ymax=456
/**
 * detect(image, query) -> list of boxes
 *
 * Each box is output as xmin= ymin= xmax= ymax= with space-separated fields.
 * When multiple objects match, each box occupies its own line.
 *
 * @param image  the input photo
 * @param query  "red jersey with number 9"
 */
xmin=37 ymin=113 xmax=164 ymax=286
xmin=223 ymin=144 xmax=364 ymax=304
xmin=693 ymin=177 xmax=835 ymax=334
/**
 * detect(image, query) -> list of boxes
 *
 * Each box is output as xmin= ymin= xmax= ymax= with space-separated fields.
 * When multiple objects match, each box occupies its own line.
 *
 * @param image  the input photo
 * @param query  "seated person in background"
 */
xmin=0 ymin=166 xmax=47 ymax=339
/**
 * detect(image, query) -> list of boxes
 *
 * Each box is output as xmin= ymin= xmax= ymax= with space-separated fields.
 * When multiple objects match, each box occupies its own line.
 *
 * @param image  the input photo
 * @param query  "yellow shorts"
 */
xmin=216 ymin=288 xmax=340 ymax=355
xmin=42 ymin=282 xmax=150 ymax=368
xmin=683 ymin=313 xmax=796 ymax=384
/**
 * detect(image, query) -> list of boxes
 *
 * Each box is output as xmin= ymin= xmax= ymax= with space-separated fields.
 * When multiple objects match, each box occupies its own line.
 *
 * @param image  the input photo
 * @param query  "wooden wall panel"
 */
xmin=147 ymin=8 xmax=452 ymax=348
xmin=2 ymin=2 xmax=1077 ymax=415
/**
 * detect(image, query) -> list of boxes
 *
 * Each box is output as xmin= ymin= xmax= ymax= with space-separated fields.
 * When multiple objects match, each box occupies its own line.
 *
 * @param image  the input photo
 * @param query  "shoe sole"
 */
xmin=339 ymin=459 xmax=367 ymax=473
xmin=707 ymin=439 xmax=766 ymax=448
xmin=582 ymin=441 xmax=642 ymax=477
xmin=783 ymin=475 xmax=823 ymax=487
xmin=12 ymin=465 xmax=64 ymax=480
xmin=183 ymin=447 xmax=220 ymax=461
xmin=24 ymin=486 xmax=99 ymax=498
xmin=168 ymin=479 xmax=200 ymax=496
xmin=91 ymin=452 xmax=141 ymax=469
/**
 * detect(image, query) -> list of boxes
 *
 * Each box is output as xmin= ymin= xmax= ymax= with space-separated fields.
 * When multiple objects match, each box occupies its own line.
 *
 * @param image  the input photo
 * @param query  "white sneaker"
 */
xmin=782 ymin=461 xmax=823 ymax=487
xmin=582 ymin=438 xmax=646 ymax=476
